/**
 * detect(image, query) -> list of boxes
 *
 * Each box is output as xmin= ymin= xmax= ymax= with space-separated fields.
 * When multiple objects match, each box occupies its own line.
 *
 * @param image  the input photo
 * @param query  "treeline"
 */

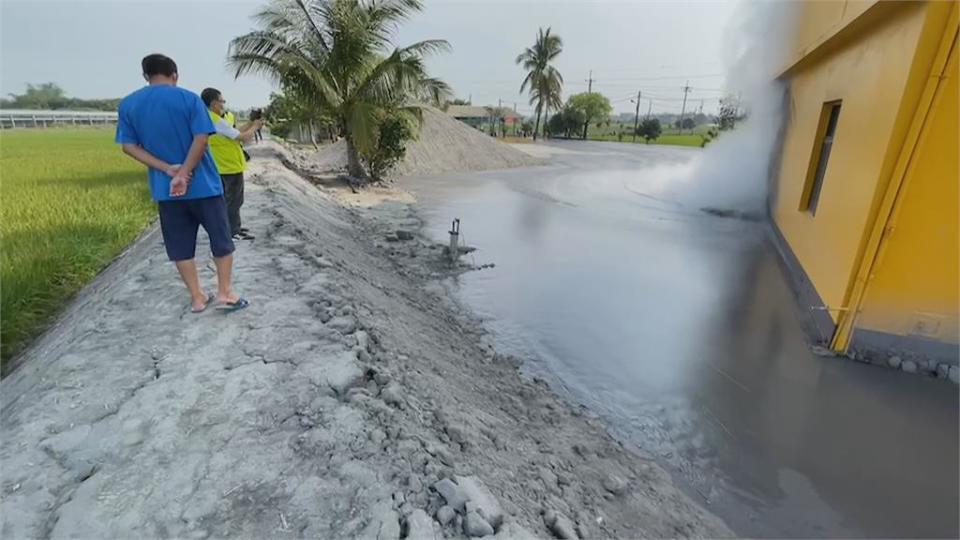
xmin=0 ymin=83 xmax=120 ymax=111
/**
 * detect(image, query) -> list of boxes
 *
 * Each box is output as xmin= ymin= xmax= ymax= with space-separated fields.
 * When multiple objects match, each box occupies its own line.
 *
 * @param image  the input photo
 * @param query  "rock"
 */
xmin=602 ymin=473 xmax=628 ymax=495
xmin=355 ymin=330 xmax=370 ymax=351
xmin=396 ymin=230 xmax=415 ymax=241
xmin=575 ymin=521 xmax=590 ymax=539
xmin=385 ymin=233 xmax=400 ymax=242
xmin=408 ymin=475 xmax=424 ymax=493
xmin=374 ymin=371 xmax=391 ymax=386
xmin=406 ymin=509 xmax=438 ymax=540
xmin=494 ymin=521 xmax=539 ymax=539
xmin=887 ymin=356 xmax=902 ymax=369
xmin=434 ymin=478 xmax=469 ymax=512
xmin=950 ymin=366 xmax=960 ymax=384
xmin=810 ymin=345 xmax=834 ymax=357
xmin=571 ymin=444 xmax=592 ymax=459
xmin=378 ymin=510 xmax=401 ymax=540
xmin=381 ymin=383 xmax=404 ymax=407
xmin=327 ymin=315 xmax=357 ymax=335
xmin=455 ymin=475 xmax=504 ymax=529
xmin=370 ymin=429 xmax=386 ymax=445
xmin=446 ymin=425 xmax=468 ymax=444
xmin=544 ymin=511 xmax=577 ymax=540
xmin=393 ymin=491 xmax=406 ymax=508
xmin=901 ymin=360 xmax=918 ymax=374
xmin=436 ymin=505 xmax=456 ymax=526
xmin=538 ymin=468 xmax=559 ymax=492
xmin=324 ymin=351 xmax=365 ymax=396
xmin=463 ymin=511 xmax=494 ymax=537
xmin=936 ymin=363 xmax=950 ymax=379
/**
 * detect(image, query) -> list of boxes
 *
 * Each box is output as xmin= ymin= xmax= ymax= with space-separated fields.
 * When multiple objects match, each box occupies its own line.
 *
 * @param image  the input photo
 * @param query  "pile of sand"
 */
xmin=310 ymin=107 xmax=543 ymax=178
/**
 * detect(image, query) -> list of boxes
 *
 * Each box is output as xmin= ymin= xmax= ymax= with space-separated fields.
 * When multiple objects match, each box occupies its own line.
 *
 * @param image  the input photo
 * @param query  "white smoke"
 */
xmin=690 ymin=1 xmax=799 ymax=215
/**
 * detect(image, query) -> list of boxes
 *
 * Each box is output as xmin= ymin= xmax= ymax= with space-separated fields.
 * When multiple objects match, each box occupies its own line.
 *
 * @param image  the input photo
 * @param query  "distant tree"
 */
xmin=682 ymin=117 xmax=695 ymax=130
xmin=567 ymin=92 xmax=612 ymax=140
xmin=516 ymin=27 xmax=564 ymax=140
xmin=637 ymin=118 xmax=662 ymax=143
xmin=718 ymin=95 xmax=739 ymax=130
xmin=265 ymin=89 xmax=332 ymax=143
xmin=1 ymin=82 xmax=120 ymax=111
xmin=547 ymin=106 xmax=585 ymax=139
xmin=520 ymin=119 xmax=534 ymax=137
xmin=442 ymin=98 xmax=470 ymax=111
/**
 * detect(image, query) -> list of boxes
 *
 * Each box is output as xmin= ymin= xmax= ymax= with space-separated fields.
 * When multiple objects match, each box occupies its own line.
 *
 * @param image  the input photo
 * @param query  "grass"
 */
xmin=0 ymin=128 xmax=155 ymax=366
xmin=585 ymin=120 xmax=714 ymax=147
xmin=587 ymin=132 xmax=708 ymax=147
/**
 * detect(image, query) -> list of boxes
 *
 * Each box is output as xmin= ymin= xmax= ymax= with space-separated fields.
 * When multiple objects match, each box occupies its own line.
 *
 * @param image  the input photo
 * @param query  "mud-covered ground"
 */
xmin=0 ymin=143 xmax=730 ymax=539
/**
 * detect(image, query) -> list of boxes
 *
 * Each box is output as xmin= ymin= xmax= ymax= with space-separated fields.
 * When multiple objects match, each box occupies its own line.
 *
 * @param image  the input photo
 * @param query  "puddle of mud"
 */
xmin=402 ymin=140 xmax=959 ymax=539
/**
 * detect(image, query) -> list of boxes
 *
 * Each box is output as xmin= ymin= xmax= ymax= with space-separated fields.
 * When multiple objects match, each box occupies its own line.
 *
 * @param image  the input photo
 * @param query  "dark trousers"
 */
xmin=220 ymin=173 xmax=244 ymax=235
xmin=157 ymin=196 xmax=235 ymax=261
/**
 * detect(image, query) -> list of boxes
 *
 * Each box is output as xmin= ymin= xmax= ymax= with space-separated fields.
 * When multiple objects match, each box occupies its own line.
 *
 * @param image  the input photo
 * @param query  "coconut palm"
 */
xmin=228 ymin=0 xmax=451 ymax=179
xmin=516 ymin=27 xmax=564 ymax=140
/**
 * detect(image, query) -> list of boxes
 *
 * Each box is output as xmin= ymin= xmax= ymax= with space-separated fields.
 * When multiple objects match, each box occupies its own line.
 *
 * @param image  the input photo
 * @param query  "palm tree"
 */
xmin=516 ymin=27 xmax=563 ymax=140
xmin=228 ymin=0 xmax=451 ymax=179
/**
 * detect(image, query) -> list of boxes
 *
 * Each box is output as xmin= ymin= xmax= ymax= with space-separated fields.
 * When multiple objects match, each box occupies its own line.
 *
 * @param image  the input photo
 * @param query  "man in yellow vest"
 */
xmin=201 ymin=88 xmax=263 ymax=240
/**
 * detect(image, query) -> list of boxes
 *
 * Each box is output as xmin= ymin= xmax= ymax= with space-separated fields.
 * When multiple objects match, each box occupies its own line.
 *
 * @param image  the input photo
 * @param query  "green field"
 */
xmin=585 ymin=121 xmax=714 ymax=147
xmin=0 ymin=128 xmax=155 ymax=365
xmin=587 ymin=132 xmax=708 ymax=147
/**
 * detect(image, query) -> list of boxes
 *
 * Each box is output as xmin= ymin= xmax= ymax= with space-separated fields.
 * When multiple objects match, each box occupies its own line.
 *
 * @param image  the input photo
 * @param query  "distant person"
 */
xmin=250 ymin=108 xmax=265 ymax=143
xmin=115 ymin=53 xmax=248 ymax=313
xmin=200 ymin=88 xmax=262 ymax=240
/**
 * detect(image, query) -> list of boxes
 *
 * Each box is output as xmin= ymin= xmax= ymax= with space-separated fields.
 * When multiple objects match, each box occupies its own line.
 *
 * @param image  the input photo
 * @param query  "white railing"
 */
xmin=0 ymin=109 xmax=118 ymax=129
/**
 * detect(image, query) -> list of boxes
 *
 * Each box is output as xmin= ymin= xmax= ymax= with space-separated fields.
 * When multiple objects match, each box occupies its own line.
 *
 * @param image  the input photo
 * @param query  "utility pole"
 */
xmin=586 ymin=70 xmax=595 ymax=93
xmin=678 ymin=80 xmax=691 ymax=134
xmin=631 ymin=90 xmax=642 ymax=142
xmin=498 ymin=98 xmax=503 ymax=137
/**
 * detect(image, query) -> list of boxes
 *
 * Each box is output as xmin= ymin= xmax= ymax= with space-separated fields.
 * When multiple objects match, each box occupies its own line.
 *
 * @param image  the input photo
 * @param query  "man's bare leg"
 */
xmin=174 ymin=259 xmax=209 ymax=311
xmin=213 ymin=253 xmax=241 ymax=304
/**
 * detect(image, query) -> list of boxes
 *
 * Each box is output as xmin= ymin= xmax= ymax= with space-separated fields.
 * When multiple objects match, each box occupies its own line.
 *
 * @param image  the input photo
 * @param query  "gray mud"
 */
xmin=1 ymin=142 xmax=730 ymax=539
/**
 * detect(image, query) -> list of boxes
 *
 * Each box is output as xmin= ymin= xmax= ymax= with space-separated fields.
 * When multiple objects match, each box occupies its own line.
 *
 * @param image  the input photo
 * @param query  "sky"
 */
xmin=0 ymin=0 xmax=738 ymax=116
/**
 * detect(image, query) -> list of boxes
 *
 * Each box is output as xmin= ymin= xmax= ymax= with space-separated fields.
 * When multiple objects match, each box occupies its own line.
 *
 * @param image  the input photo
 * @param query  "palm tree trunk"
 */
xmin=346 ymin=138 xmax=365 ymax=179
xmin=534 ymin=107 xmax=542 ymax=141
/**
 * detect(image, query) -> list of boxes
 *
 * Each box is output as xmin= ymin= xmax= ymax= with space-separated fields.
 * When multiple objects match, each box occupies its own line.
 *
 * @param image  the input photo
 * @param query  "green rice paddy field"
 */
xmin=1 ymin=127 xmax=155 ymax=366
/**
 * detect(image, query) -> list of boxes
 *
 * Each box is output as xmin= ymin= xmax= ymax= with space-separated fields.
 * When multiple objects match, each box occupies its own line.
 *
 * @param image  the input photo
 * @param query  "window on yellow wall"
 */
xmin=800 ymin=101 xmax=842 ymax=215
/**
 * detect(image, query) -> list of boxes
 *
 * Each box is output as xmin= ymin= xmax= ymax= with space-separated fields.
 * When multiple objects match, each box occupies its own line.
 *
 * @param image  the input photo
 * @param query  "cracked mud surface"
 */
xmin=1 ymin=143 xmax=731 ymax=539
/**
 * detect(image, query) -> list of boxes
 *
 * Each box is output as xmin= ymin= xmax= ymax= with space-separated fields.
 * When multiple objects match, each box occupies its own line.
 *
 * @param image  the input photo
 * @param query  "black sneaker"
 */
xmin=237 ymin=230 xmax=256 ymax=240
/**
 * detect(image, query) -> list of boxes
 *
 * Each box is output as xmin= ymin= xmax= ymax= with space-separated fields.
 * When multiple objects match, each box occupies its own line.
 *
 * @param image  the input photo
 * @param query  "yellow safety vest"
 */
xmin=207 ymin=110 xmax=247 ymax=174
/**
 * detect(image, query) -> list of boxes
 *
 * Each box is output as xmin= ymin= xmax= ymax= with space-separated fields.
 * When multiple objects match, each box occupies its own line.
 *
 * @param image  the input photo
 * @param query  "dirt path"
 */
xmin=1 ymin=143 xmax=731 ymax=539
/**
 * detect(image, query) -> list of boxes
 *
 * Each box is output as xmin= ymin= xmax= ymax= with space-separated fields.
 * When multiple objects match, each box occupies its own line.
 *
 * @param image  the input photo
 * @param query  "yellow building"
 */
xmin=771 ymin=1 xmax=958 ymax=374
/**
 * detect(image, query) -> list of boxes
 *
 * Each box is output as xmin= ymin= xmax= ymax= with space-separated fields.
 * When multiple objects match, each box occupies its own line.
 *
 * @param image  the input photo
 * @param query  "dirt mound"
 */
xmin=310 ymin=107 xmax=543 ymax=178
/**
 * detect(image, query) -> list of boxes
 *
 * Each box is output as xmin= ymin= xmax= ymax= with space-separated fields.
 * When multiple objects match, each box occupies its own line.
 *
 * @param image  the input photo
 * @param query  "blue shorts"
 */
xmin=157 ymin=196 xmax=236 ymax=261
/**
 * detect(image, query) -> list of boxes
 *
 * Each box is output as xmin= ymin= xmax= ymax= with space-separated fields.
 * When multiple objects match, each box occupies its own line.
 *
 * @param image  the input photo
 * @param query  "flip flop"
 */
xmin=215 ymin=297 xmax=250 ymax=313
xmin=191 ymin=293 xmax=216 ymax=314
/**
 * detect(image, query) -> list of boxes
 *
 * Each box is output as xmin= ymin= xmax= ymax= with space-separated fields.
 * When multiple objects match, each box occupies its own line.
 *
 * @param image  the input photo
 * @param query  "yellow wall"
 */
xmin=791 ymin=1 xmax=877 ymax=63
xmin=857 ymin=40 xmax=958 ymax=343
xmin=772 ymin=2 xmax=930 ymax=320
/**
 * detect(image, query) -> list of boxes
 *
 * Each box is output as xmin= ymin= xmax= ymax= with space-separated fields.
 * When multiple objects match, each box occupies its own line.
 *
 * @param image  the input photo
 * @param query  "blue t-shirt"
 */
xmin=115 ymin=85 xmax=222 ymax=201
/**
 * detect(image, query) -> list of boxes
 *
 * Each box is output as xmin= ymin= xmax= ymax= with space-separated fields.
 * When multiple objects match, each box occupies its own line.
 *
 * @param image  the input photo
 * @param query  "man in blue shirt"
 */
xmin=116 ymin=53 xmax=248 ymax=313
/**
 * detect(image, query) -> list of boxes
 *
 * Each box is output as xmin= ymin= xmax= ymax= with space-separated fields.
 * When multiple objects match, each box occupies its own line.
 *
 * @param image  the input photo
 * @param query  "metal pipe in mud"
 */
xmin=448 ymin=219 xmax=460 ymax=264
